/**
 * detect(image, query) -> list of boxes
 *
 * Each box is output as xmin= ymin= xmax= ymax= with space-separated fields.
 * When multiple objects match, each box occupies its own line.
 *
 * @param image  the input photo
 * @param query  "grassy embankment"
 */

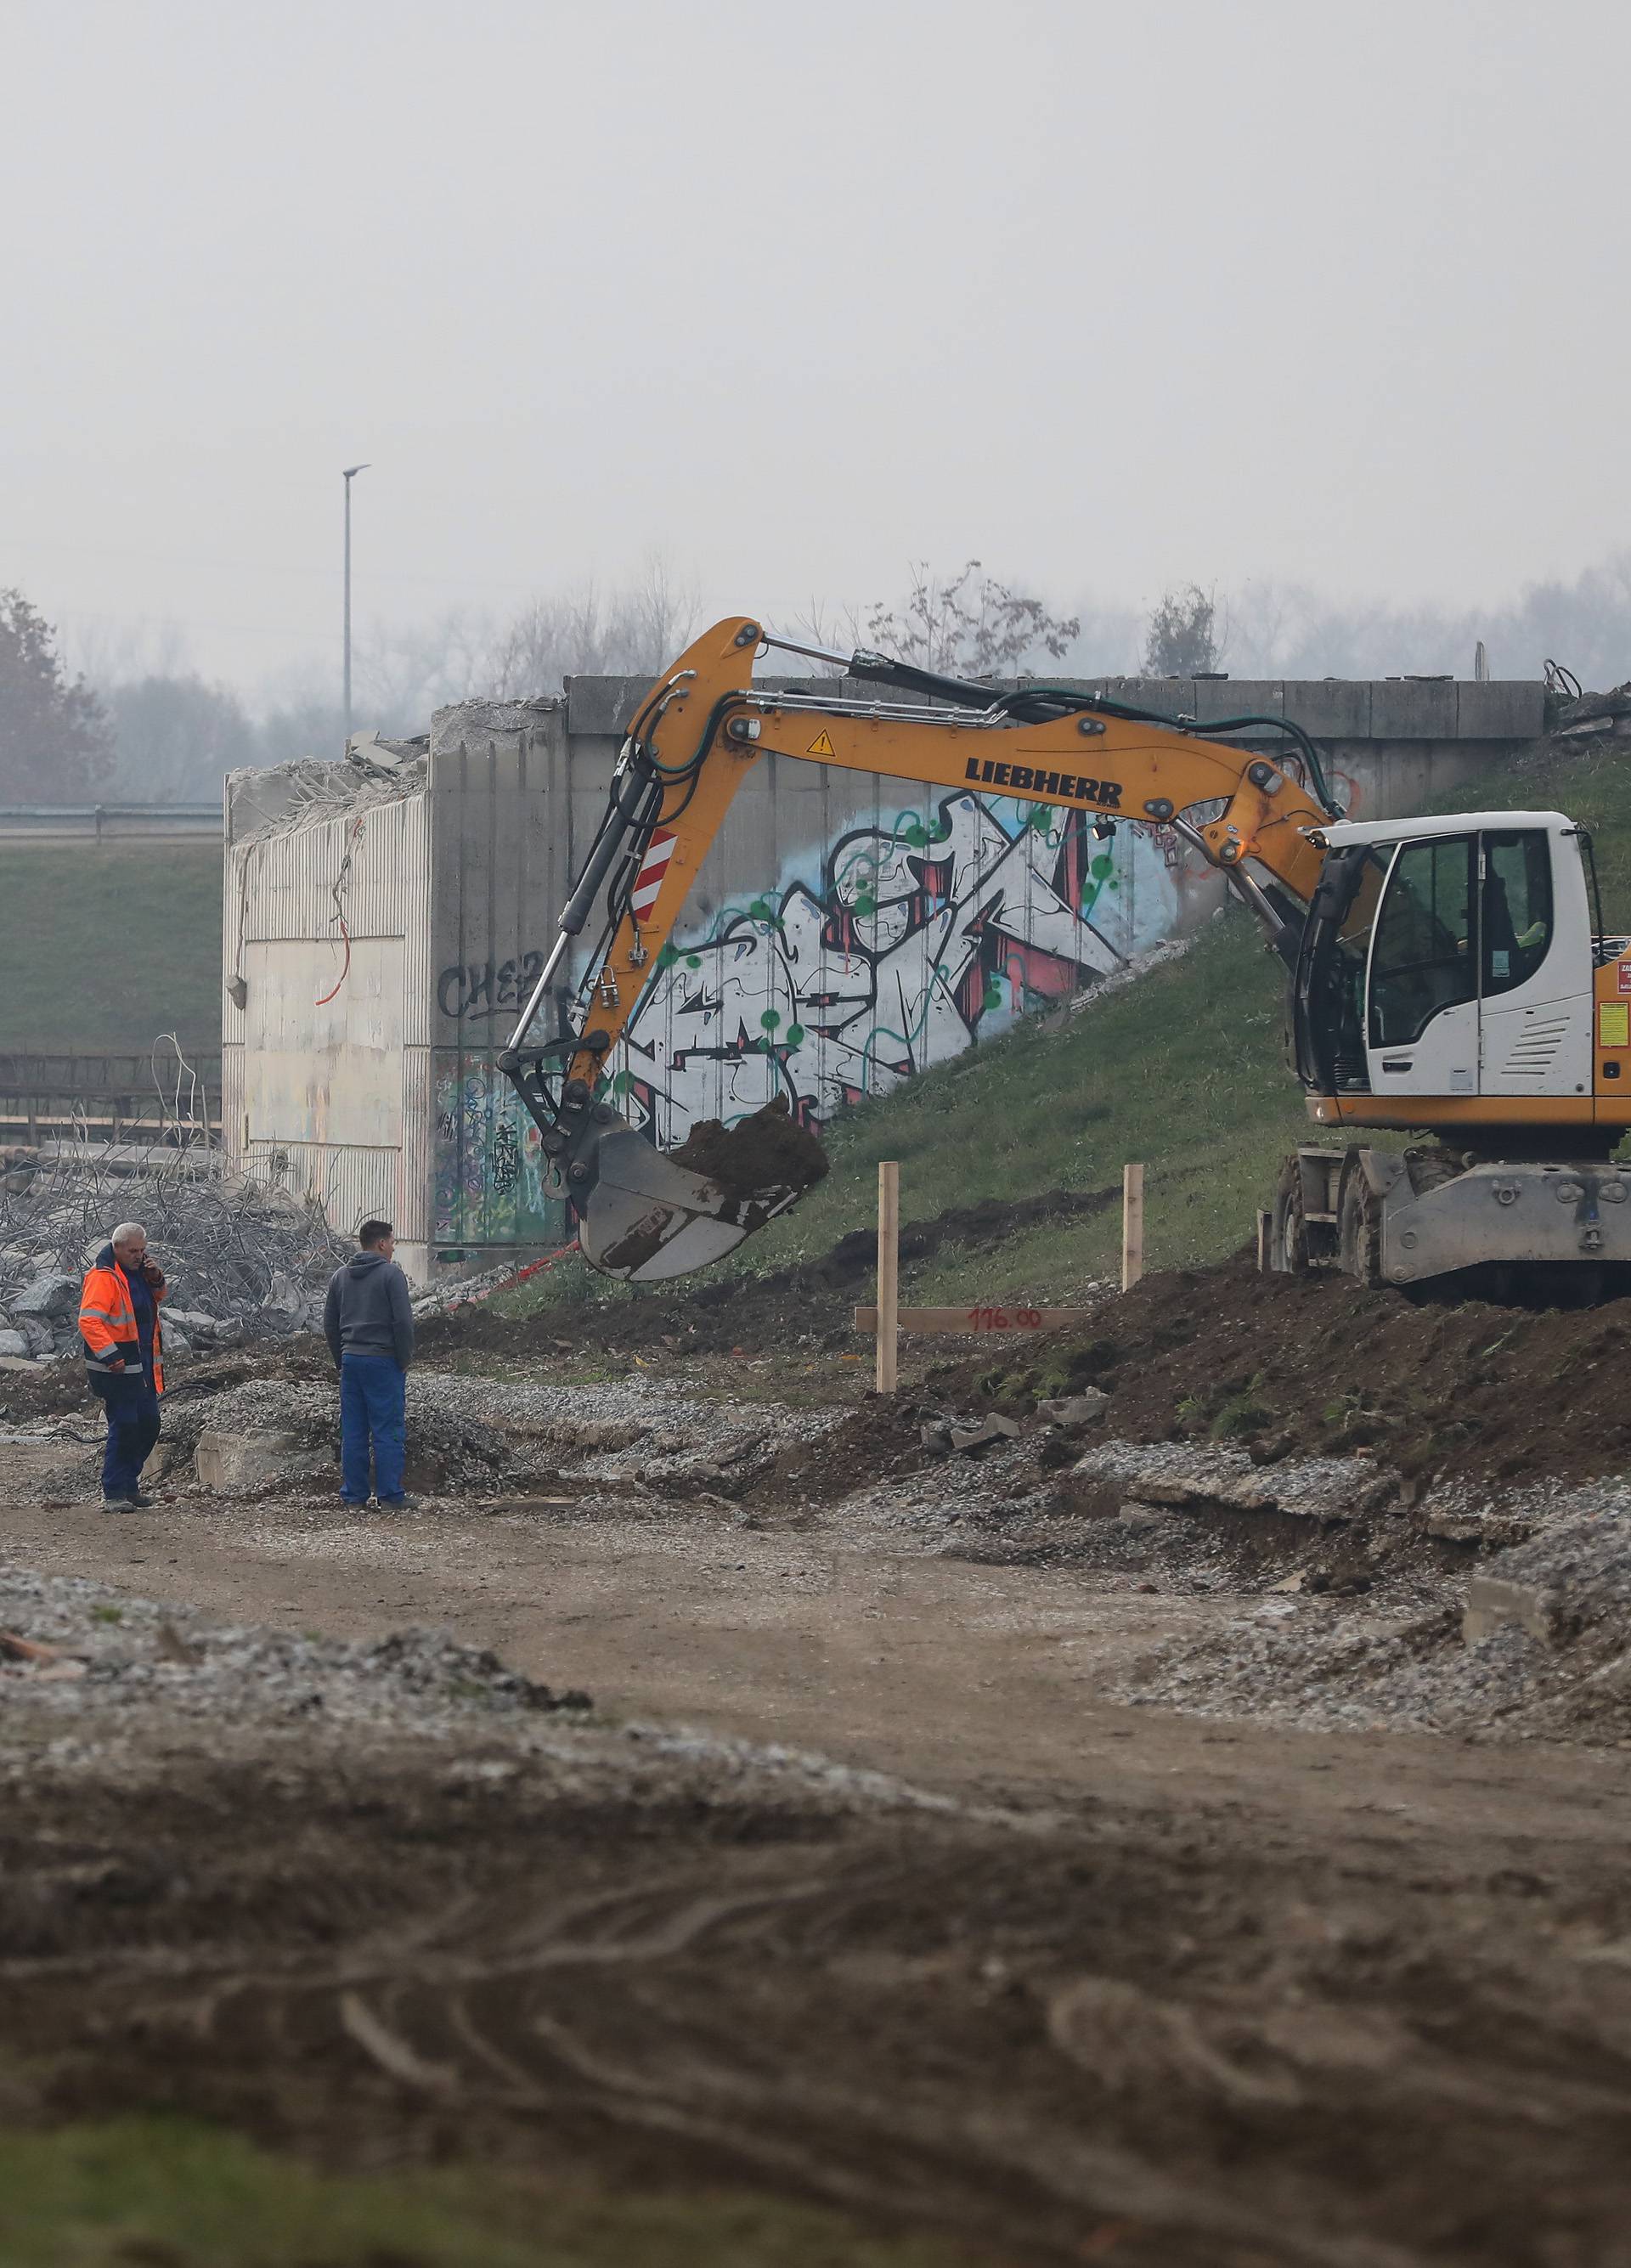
xmin=0 ymin=846 xmax=222 ymax=1054
xmin=504 ymin=729 xmax=1631 ymax=1317
xmin=0 ymin=2115 xmax=974 ymax=2268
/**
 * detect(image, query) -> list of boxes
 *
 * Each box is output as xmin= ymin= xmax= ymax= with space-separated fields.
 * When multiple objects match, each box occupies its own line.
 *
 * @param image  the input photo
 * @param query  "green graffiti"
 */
xmin=786 ymin=1022 xmax=805 ymax=1047
xmin=760 ymin=1010 xmax=782 ymax=1030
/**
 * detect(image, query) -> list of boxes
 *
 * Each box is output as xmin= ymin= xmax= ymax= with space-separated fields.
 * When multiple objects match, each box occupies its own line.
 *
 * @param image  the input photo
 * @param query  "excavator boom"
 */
xmin=499 ymin=616 xmax=1339 ymax=1281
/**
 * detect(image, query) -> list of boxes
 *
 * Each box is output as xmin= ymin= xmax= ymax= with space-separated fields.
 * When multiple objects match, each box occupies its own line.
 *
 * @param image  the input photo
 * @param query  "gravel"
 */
xmin=0 ymin=1563 xmax=590 ymax=1729
xmin=1112 ymin=1481 xmax=1631 ymax=1744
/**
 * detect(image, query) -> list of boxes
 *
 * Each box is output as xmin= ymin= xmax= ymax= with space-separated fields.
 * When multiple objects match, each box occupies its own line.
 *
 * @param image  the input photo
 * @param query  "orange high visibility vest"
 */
xmin=79 ymin=1259 xmax=166 ymax=1394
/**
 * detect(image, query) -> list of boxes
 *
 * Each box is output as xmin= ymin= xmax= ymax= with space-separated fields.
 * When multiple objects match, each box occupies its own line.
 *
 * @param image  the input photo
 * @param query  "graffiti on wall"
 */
xmin=431 ymin=1066 xmax=556 ymax=1246
xmin=429 ymin=789 xmax=1180 ymax=1243
xmin=605 ymin=788 xmax=1178 ymax=1146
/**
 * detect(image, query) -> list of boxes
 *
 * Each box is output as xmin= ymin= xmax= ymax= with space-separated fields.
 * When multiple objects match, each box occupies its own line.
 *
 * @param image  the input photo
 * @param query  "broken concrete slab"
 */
xmin=1038 ymin=1391 xmax=1110 ymax=1426
xmin=195 ymin=1430 xmax=329 ymax=1492
xmin=164 ymin=1308 xmax=246 ymax=1349
xmin=948 ymin=1415 xmax=1021 ymax=1456
xmin=0 ymin=1330 xmax=27 ymax=1358
xmin=11 ymin=1273 xmax=79 ymax=1319
xmin=1463 ymin=1574 xmax=1559 ymax=1648
xmin=1072 ymin=1440 xmax=1398 ymax=1524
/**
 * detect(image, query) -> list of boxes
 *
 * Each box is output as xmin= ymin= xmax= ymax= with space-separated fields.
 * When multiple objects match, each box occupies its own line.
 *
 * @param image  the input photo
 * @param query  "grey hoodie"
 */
xmin=324 ymin=1250 xmax=415 ymax=1369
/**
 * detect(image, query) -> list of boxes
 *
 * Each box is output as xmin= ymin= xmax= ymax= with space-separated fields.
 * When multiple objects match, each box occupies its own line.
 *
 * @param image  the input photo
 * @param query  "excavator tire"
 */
xmin=1337 ymin=1149 xmax=1382 ymax=1289
xmin=1270 ymin=1154 xmax=1312 ymax=1276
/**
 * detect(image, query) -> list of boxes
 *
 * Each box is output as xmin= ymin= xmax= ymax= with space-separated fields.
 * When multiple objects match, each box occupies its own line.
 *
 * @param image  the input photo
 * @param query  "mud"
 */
xmin=670 ymin=1094 xmax=831 ymax=1201
xmin=13 ymin=1251 xmax=1631 ymax=2257
xmin=928 ymin=1251 xmax=1631 ymax=1489
xmin=5 ymin=1578 xmax=1631 ymax=2267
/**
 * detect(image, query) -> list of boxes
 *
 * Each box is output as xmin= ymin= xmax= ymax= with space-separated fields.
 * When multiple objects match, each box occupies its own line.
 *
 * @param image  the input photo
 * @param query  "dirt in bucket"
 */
xmin=670 ymin=1096 xmax=831 ymax=1202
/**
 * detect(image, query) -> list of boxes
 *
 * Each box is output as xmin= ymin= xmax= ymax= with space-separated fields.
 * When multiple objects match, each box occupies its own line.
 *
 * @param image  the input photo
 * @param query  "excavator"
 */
xmin=499 ymin=616 xmax=1631 ymax=1296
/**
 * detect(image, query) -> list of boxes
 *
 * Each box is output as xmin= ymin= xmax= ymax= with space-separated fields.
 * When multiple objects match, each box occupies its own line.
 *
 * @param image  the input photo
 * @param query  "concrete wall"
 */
xmin=225 ymin=674 xmax=1548 ymax=1281
xmin=223 ymin=783 xmax=434 ymax=1278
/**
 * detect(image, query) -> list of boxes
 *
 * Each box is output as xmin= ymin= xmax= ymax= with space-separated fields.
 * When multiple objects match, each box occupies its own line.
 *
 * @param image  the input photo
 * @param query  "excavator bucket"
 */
xmin=574 ymin=1101 xmax=828 ymax=1284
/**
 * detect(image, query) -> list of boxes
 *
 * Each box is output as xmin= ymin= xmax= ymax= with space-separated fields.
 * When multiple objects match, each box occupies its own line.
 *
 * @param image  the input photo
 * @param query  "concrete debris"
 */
xmin=921 ymin=1413 xmax=1023 ymax=1458
xmin=164 ymin=1307 xmax=247 ymax=1349
xmin=1038 ymin=1391 xmax=1110 ymax=1426
xmin=1061 ymin=935 xmax=1194 ymax=1018
xmin=0 ymin=1566 xmax=590 ymax=1727
xmin=0 ymin=1144 xmax=353 ymax=1357
xmin=8 ymin=1272 xmax=81 ymax=1319
xmin=1463 ymin=1574 xmax=1557 ymax=1648
xmin=0 ymin=1331 xmax=27 ymax=1358
xmin=194 ymin=1429 xmax=329 ymax=1492
xmin=226 ymin=749 xmax=429 ymax=843
xmin=1071 ymin=1440 xmax=1399 ymax=1524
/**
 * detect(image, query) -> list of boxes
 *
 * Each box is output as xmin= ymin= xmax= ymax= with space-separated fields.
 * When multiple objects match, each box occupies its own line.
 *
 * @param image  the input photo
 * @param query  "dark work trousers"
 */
xmin=340 ymin=1352 xmax=407 ymax=1503
xmin=101 ymin=1379 xmax=162 ymax=1499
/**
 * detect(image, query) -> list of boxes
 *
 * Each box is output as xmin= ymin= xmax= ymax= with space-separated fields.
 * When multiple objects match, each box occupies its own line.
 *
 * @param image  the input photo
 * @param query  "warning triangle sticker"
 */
xmin=807 ymin=728 xmax=836 ymax=759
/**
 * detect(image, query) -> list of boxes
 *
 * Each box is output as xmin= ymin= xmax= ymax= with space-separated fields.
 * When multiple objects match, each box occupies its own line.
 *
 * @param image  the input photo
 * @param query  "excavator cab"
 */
xmin=1294 ymin=812 xmax=1596 ymax=1114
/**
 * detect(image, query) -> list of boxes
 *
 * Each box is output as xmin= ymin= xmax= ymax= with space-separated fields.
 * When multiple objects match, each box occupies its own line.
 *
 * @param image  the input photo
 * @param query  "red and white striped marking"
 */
xmin=630 ymin=828 xmax=678 ymax=920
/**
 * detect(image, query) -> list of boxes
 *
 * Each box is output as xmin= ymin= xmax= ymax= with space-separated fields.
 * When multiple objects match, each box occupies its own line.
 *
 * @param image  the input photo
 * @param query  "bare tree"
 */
xmin=489 ymin=560 xmax=701 ymax=697
xmin=105 ymin=674 xmax=253 ymax=800
xmin=861 ymin=561 xmax=1080 ymax=680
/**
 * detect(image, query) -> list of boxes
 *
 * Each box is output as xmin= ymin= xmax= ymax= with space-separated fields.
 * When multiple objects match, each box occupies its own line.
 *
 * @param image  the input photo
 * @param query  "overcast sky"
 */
xmin=5 ymin=0 xmax=1628 ymax=699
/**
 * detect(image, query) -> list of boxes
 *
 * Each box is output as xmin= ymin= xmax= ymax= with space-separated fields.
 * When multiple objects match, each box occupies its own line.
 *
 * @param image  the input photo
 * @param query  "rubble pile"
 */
xmin=1113 ymin=1481 xmax=1631 ymax=1742
xmin=0 ymin=1148 xmax=353 ymax=1364
xmin=0 ymin=1565 xmax=590 ymax=1727
xmin=159 ymin=1375 xmax=517 ymax=1494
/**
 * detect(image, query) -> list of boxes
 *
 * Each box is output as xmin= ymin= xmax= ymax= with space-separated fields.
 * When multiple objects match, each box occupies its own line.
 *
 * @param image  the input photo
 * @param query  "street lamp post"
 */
xmin=341 ymin=462 xmax=370 ymax=743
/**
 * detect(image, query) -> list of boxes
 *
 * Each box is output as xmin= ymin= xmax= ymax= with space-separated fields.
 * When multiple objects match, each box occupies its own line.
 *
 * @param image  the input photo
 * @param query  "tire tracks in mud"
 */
xmin=8 ymin=1742 xmax=1631 ymax=2268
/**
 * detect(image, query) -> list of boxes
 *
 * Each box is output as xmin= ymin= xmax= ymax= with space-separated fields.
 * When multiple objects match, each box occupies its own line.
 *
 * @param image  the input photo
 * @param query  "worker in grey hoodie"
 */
xmin=323 ymin=1218 xmax=416 ymax=1507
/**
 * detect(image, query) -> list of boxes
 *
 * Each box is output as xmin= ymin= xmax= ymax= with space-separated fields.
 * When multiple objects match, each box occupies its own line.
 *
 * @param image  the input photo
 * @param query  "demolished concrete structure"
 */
xmin=0 ymin=1144 xmax=353 ymax=1361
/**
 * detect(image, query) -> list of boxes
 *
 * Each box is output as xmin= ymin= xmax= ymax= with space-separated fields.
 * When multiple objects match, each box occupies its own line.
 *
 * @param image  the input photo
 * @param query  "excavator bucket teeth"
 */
xmin=575 ymin=1124 xmax=807 ymax=1284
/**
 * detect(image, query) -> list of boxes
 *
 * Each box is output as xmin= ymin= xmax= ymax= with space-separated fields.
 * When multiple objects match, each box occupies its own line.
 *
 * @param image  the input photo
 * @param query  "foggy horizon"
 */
xmin=7 ymin=0 xmax=1631 ymax=717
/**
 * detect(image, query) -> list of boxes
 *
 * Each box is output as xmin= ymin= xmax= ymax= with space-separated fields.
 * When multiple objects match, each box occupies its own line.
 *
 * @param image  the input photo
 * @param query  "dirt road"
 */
xmin=6 ymin=1451 xmax=1631 ymax=2264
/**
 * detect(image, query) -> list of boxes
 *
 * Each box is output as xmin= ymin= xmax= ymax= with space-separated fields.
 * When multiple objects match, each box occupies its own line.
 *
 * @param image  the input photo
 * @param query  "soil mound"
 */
xmin=669 ymin=1097 xmax=829 ymax=1201
xmin=929 ymin=1251 xmax=1631 ymax=1489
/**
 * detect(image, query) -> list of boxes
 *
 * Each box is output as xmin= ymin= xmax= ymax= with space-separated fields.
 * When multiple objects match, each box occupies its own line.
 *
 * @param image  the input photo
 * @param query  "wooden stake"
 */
xmin=876 ymin=1159 xmax=900 ymax=1393
xmin=1256 ymin=1209 xmax=1272 ymax=1273
xmin=1121 ymin=1163 xmax=1144 ymax=1292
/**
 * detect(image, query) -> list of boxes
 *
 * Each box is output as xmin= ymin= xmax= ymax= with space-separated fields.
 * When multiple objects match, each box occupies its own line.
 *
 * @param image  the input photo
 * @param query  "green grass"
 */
xmin=504 ymin=725 xmax=1631 ymax=1320
xmin=0 ymin=2116 xmax=982 ymax=2268
xmin=0 ymin=846 xmax=221 ymax=1053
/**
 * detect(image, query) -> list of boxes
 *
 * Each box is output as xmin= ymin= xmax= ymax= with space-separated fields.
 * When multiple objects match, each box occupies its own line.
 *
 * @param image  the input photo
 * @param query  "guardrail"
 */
xmin=0 ymin=1052 xmax=222 ymax=1146
xmin=0 ymin=804 xmax=222 ymax=842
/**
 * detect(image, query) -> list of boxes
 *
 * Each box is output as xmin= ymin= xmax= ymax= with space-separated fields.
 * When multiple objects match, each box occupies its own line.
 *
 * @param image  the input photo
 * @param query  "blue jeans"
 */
xmin=101 ymin=1379 xmax=161 ymax=1499
xmin=340 ymin=1353 xmax=407 ymax=1502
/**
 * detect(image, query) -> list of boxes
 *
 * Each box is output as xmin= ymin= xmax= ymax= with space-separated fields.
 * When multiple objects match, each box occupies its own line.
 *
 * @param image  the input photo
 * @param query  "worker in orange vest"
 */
xmin=79 ymin=1221 xmax=166 ymax=1511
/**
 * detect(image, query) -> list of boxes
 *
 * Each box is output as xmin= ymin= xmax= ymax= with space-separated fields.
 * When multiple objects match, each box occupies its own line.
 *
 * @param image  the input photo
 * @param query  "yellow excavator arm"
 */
xmin=499 ymin=615 xmax=1340 ymax=1280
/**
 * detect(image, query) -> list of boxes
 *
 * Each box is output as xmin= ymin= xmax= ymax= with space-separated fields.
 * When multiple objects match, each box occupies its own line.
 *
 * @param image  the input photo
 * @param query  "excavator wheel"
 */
xmin=1270 ymin=1154 xmax=1312 ymax=1275
xmin=1337 ymin=1150 xmax=1382 ymax=1289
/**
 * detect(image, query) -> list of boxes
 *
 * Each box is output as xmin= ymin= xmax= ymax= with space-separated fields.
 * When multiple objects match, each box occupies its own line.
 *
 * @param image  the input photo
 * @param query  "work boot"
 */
xmin=376 ymin=1492 xmax=420 ymax=1509
xmin=101 ymin=1494 xmax=137 ymax=1513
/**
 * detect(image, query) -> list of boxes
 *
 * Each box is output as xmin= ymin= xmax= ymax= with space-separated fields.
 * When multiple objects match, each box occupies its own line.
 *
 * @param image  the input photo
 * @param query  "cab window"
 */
xmin=1369 ymin=835 xmax=1475 ymax=1048
xmin=1481 ymin=830 xmax=1552 ymax=997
